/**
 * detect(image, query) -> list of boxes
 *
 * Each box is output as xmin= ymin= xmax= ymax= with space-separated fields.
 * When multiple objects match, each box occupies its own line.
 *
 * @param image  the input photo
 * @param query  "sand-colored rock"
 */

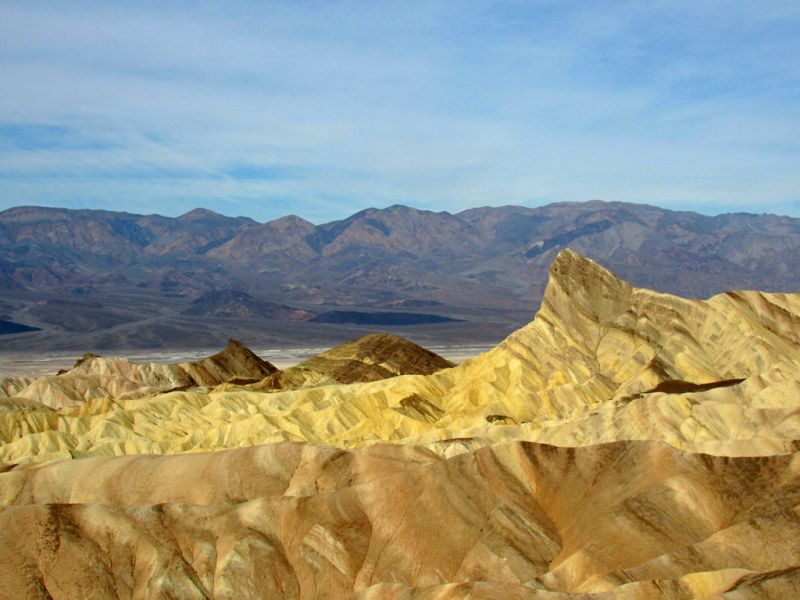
xmin=0 ymin=375 xmax=33 ymax=398
xmin=2 ymin=333 xmax=453 ymax=409
xmin=3 ymin=249 xmax=800 ymax=598
xmin=3 ymin=250 xmax=800 ymax=463
xmin=2 ymin=441 xmax=800 ymax=598
xmin=2 ymin=339 xmax=276 ymax=409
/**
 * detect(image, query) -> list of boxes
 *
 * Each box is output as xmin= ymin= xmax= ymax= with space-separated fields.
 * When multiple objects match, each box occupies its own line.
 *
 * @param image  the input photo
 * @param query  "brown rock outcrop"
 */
xmin=248 ymin=333 xmax=453 ymax=392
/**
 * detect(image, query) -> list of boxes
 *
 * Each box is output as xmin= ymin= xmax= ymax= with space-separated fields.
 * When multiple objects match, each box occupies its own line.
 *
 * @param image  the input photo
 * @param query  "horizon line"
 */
xmin=0 ymin=198 xmax=794 ymax=225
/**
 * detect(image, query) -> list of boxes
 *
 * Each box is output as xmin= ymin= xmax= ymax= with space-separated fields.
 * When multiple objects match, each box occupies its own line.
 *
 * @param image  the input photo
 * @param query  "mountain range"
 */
xmin=2 ymin=200 xmax=800 ymax=350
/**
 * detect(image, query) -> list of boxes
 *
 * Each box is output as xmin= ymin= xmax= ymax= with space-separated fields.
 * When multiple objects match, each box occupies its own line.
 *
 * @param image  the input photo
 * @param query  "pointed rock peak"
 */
xmin=320 ymin=333 xmax=432 ymax=360
xmin=298 ymin=332 xmax=453 ymax=383
xmin=548 ymin=249 xmax=625 ymax=293
xmin=178 ymin=208 xmax=223 ymax=220
xmin=331 ymin=332 xmax=454 ymax=368
xmin=221 ymin=339 xmax=277 ymax=372
xmin=273 ymin=214 xmax=312 ymax=225
xmin=73 ymin=352 xmax=101 ymax=369
xmin=215 ymin=338 xmax=264 ymax=362
xmin=541 ymin=249 xmax=632 ymax=322
xmin=184 ymin=339 xmax=277 ymax=386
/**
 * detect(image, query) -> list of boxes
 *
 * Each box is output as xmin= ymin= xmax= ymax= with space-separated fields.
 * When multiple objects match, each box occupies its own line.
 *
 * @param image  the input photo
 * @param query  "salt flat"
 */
xmin=0 ymin=344 xmax=492 ymax=377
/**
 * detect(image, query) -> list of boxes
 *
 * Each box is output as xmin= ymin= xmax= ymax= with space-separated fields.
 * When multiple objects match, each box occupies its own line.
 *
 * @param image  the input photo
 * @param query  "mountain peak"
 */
xmin=541 ymin=248 xmax=632 ymax=323
xmin=264 ymin=214 xmax=315 ymax=232
xmin=182 ymin=338 xmax=277 ymax=386
xmin=213 ymin=338 xmax=271 ymax=367
xmin=178 ymin=208 xmax=223 ymax=220
xmin=0 ymin=205 xmax=70 ymax=222
xmin=548 ymin=248 xmax=619 ymax=288
xmin=295 ymin=332 xmax=454 ymax=383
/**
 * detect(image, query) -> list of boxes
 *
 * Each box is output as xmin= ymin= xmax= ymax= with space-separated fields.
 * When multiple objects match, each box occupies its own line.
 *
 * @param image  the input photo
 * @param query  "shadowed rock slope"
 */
xmin=254 ymin=333 xmax=455 ymax=391
xmin=3 ymin=250 xmax=800 ymax=597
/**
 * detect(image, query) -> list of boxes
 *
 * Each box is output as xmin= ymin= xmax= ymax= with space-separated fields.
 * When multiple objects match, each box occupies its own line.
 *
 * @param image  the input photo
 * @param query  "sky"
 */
xmin=0 ymin=1 xmax=799 ymax=223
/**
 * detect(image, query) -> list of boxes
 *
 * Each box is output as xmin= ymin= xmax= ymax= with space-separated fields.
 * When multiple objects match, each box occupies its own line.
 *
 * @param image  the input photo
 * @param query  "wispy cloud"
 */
xmin=0 ymin=1 xmax=798 ymax=221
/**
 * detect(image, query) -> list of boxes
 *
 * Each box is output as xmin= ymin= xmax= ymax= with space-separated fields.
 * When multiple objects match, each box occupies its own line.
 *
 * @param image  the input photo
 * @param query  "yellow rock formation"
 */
xmin=2 ymin=249 xmax=800 ymax=598
xmin=0 ymin=339 xmax=276 ymax=409
xmin=4 ymin=249 xmax=799 ymax=463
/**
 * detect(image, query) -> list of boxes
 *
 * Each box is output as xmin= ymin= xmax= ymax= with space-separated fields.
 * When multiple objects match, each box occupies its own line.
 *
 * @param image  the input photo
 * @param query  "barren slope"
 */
xmin=2 ymin=249 xmax=800 ymax=598
xmin=0 ymin=339 xmax=277 ymax=409
xmin=3 ymin=250 xmax=800 ymax=463
xmin=3 ymin=441 xmax=800 ymax=598
xmin=266 ymin=333 xmax=455 ymax=386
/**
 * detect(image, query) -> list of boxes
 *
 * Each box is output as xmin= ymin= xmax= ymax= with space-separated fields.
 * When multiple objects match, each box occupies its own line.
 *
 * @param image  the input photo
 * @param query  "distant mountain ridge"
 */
xmin=2 ymin=200 xmax=800 ymax=349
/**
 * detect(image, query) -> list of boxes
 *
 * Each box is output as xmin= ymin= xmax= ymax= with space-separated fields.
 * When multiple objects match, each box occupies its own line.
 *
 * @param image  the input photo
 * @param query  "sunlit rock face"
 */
xmin=3 ymin=249 xmax=800 ymax=598
xmin=0 ymin=339 xmax=278 ymax=409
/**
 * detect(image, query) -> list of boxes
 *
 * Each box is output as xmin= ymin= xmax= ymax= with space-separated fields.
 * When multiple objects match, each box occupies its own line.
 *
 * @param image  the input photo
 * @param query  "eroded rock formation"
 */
xmin=2 ymin=249 xmax=800 ymax=598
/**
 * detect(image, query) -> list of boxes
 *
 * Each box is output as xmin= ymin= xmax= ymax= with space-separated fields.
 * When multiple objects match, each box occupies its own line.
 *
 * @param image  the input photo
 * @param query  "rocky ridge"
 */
xmin=2 ymin=250 xmax=800 ymax=597
xmin=3 ymin=251 xmax=800 ymax=460
xmin=5 ymin=201 xmax=800 ymax=351
xmin=0 ymin=339 xmax=277 ymax=408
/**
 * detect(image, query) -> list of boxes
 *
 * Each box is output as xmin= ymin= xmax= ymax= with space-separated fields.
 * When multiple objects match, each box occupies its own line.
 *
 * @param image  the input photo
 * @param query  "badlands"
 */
xmin=2 ymin=249 xmax=800 ymax=598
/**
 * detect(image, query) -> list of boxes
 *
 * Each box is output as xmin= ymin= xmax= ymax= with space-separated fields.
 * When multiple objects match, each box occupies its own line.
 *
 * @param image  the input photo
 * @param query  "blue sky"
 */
xmin=0 ymin=1 xmax=798 ymax=223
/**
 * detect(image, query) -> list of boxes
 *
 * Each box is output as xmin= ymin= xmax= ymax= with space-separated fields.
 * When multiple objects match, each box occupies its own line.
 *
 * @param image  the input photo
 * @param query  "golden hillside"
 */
xmin=3 ymin=249 xmax=799 ymax=464
xmin=2 ymin=249 xmax=800 ymax=598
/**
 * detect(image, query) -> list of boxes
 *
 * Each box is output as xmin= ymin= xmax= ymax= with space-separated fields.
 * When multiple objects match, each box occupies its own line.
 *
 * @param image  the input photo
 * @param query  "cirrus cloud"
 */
xmin=0 ymin=0 xmax=798 ymax=222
